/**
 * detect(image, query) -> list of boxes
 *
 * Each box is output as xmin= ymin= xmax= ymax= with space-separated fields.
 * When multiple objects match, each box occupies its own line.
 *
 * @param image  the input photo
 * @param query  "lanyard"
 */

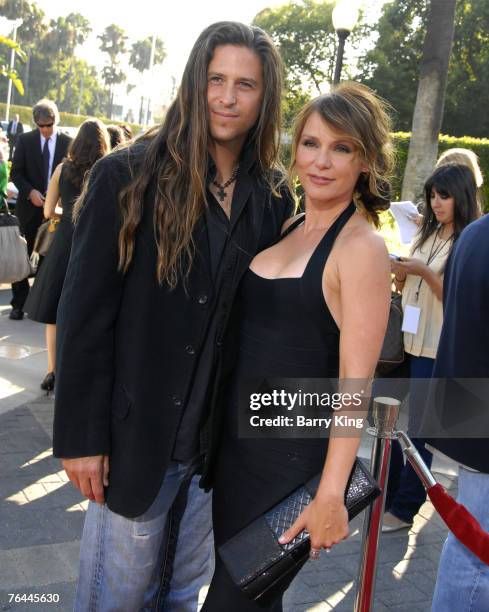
xmin=414 ymin=226 xmax=452 ymax=301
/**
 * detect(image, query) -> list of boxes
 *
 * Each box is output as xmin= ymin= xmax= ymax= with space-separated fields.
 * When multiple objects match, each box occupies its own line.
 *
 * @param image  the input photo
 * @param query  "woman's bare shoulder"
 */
xmin=337 ymin=218 xmax=388 ymax=267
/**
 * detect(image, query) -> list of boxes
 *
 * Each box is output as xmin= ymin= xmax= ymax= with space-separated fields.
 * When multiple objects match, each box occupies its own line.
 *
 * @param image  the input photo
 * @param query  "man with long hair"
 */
xmin=53 ymin=22 xmax=293 ymax=610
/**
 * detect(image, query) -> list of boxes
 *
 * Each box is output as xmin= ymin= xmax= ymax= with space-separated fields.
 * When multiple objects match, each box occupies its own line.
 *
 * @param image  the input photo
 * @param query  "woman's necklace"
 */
xmin=414 ymin=225 xmax=453 ymax=301
xmin=212 ymin=166 xmax=239 ymax=202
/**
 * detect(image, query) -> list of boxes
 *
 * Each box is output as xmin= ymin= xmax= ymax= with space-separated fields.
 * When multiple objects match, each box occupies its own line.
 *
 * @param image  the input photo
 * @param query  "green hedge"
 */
xmin=392 ymin=132 xmax=489 ymax=212
xmin=0 ymin=102 xmax=143 ymax=136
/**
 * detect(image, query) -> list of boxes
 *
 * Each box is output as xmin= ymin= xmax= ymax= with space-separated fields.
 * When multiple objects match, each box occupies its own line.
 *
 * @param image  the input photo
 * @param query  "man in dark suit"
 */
xmin=7 ymin=113 xmax=24 ymax=161
xmin=9 ymin=99 xmax=71 ymax=319
xmin=53 ymin=22 xmax=293 ymax=611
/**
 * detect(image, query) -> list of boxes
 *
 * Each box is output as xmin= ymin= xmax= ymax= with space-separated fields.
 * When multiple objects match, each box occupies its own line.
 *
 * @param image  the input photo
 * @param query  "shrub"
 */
xmin=0 ymin=102 xmax=143 ymax=136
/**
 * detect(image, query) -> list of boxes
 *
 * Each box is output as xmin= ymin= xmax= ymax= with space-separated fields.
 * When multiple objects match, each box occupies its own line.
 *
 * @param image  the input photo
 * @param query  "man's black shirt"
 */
xmin=172 ymin=160 xmax=256 ymax=462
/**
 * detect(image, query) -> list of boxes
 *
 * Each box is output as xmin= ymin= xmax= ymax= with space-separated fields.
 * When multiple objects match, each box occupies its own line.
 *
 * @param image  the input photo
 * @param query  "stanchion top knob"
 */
xmin=371 ymin=397 xmax=401 ymax=438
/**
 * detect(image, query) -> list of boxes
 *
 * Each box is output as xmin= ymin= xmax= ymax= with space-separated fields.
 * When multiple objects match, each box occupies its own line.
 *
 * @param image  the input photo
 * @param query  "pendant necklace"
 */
xmin=212 ymin=166 xmax=239 ymax=202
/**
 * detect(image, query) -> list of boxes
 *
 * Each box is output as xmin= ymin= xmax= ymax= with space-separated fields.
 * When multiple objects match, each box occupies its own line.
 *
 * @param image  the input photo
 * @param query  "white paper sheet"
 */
xmin=390 ymin=201 xmax=420 ymax=244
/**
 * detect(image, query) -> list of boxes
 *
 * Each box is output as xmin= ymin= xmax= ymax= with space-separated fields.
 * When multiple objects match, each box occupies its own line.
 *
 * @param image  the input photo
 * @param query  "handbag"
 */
xmin=218 ymin=458 xmax=381 ymax=601
xmin=0 ymin=200 xmax=32 ymax=283
xmin=377 ymin=292 xmax=405 ymax=376
xmin=30 ymin=218 xmax=59 ymax=272
xmin=33 ymin=218 xmax=58 ymax=257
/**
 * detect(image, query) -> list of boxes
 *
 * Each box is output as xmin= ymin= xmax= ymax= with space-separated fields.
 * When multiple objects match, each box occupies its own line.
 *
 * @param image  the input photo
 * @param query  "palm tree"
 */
xmin=98 ymin=24 xmax=128 ymax=118
xmin=129 ymin=36 xmax=166 ymax=125
xmin=401 ymin=0 xmax=457 ymax=202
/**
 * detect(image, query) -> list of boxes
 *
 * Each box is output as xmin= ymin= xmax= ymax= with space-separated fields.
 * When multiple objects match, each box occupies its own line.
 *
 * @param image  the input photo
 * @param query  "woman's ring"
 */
xmin=325 ymin=547 xmax=331 ymax=554
xmin=309 ymin=548 xmax=321 ymax=560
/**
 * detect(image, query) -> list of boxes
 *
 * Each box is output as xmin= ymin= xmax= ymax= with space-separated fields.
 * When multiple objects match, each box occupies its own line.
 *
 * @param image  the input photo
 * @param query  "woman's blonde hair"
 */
xmin=289 ymin=82 xmax=395 ymax=227
xmin=436 ymin=148 xmax=483 ymax=188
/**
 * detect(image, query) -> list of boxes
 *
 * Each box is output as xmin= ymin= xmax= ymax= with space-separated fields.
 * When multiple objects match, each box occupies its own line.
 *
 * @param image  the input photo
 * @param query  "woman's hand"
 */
xmin=391 ymin=257 xmax=427 ymax=278
xmin=278 ymin=494 xmax=349 ymax=552
xmin=408 ymin=212 xmax=423 ymax=226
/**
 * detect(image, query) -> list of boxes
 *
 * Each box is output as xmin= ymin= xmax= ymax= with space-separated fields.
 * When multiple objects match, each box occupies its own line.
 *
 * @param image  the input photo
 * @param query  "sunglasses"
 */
xmin=37 ymin=122 xmax=54 ymax=128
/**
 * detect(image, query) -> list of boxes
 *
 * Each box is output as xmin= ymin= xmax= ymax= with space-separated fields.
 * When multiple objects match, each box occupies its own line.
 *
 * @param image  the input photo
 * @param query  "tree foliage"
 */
xmin=98 ymin=24 xmax=128 ymax=117
xmin=0 ymin=0 xmax=108 ymax=115
xmin=253 ymin=0 xmax=368 ymax=128
xmin=0 ymin=34 xmax=25 ymax=94
xmin=359 ymin=0 xmax=489 ymax=138
xmin=129 ymin=36 xmax=166 ymax=74
xmin=357 ymin=0 xmax=427 ymax=131
xmin=0 ymin=0 xmax=161 ymax=122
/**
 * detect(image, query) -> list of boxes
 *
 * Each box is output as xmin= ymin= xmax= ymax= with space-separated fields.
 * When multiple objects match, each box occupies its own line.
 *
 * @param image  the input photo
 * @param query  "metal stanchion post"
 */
xmin=354 ymin=397 xmax=401 ymax=612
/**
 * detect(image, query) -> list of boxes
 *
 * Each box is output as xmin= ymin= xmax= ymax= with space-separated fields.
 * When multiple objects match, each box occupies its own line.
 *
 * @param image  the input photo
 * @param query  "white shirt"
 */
xmin=40 ymin=130 xmax=58 ymax=184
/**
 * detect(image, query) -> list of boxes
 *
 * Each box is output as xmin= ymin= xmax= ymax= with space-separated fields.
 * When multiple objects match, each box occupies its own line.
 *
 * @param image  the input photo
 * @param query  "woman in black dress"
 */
xmin=26 ymin=119 xmax=110 ymax=392
xmin=202 ymin=82 xmax=393 ymax=610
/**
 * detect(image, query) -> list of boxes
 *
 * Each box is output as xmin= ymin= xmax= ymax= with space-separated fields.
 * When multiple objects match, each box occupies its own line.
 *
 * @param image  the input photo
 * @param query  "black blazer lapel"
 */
xmin=32 ymin=130 xmax=45 ymax=181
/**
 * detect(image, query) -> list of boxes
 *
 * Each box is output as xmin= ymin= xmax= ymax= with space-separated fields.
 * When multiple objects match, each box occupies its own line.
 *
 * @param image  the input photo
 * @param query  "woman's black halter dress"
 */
xmin=203 ymin=203 xmax=356 ymax=611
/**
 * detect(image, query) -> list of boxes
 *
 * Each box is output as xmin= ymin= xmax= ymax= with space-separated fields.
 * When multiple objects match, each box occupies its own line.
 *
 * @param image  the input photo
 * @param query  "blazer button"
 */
xmin=172 ymin=396 xmax=182 ymax=407
xmin=198 ymin=294 xmax=208 ymax=305
xmin=185 ymin=344 xmax=195 ymax=355
xmin=216 ymin=339 xmax=222 ymax=348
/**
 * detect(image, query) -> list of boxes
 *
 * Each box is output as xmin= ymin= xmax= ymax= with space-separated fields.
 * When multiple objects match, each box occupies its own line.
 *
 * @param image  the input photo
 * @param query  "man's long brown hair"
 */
xmin=117 ymin=21 xmax=284 ymax=288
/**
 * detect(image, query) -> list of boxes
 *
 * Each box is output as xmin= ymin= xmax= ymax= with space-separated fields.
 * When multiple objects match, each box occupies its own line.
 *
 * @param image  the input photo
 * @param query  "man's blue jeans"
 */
xmin=74 ymin=459 xmax=213 ymax=611
xmin=431 ymin=467 xmax=489 ymax=611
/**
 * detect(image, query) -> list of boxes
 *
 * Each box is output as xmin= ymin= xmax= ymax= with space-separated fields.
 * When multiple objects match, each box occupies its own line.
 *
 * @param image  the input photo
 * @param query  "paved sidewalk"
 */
xmin=0 ymin=288 xmax=457 ymax=611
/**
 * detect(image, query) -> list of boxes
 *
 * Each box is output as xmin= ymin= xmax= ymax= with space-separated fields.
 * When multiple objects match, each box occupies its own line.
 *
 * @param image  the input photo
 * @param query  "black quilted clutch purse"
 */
xmin=218 ymin=458 xmax=381 ymax=601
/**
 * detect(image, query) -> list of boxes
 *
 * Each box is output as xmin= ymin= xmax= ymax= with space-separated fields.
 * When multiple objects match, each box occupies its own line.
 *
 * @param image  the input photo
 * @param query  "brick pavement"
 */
xmin=0 ymin=396 xmax=457 ymax=612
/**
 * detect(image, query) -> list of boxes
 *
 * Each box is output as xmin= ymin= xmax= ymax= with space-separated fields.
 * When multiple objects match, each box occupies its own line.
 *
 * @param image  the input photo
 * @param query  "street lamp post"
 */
xmin=332 ymin=1 xmax=359 ymax=85
xmin=4 ymin=18 xmax=23 ymax=122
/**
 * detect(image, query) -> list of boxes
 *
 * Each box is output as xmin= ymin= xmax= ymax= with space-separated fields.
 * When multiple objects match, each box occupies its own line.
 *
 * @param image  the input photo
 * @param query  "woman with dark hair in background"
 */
xmin=203 ymin=82 xmax=393 ymax=610
xmin=107 ymin=124 xmax=125 ymax=149
xmin=385 ymin=163 xmax=481 ymax=532
xmin=25 ymin=119 xmax=111 ymax=393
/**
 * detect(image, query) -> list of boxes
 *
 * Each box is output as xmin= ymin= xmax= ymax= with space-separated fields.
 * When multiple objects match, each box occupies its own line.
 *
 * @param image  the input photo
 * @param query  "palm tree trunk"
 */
xmin=401 ymin=0 xmax=457 ymax=202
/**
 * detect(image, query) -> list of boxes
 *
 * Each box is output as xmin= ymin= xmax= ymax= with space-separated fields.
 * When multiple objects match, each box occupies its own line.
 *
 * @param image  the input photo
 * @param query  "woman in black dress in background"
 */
xmin=26 ymin=119 xmax=110 ymax=392
xmin=202 ymin=82 xmax=393 ymax=610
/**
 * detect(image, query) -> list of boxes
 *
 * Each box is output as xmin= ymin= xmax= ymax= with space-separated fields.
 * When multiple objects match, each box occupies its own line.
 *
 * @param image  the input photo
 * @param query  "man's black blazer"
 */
xmin=7 ymin=120 xmax=24 ymax=138
xmin=426 ymin=214 xmax=489 ymax=473
xmin=53 ymin=143 xmax=294 ymax=518
xmin=11 ymin=129 xmax=72 ymax=228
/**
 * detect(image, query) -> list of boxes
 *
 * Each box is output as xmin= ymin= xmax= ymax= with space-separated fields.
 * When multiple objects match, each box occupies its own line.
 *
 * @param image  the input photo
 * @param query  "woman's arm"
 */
xmin=392 ymin=257 xmax=443 ymax=301
xmin=280 ymin=230 xmax=391 ymax=550
xmin=43 ymin=163 xmax=62 ymax=219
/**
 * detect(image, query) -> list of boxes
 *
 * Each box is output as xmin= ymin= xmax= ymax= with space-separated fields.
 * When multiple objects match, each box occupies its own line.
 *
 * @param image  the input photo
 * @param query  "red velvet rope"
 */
xmin=428 ymin=483 xmax=489 ymax=565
